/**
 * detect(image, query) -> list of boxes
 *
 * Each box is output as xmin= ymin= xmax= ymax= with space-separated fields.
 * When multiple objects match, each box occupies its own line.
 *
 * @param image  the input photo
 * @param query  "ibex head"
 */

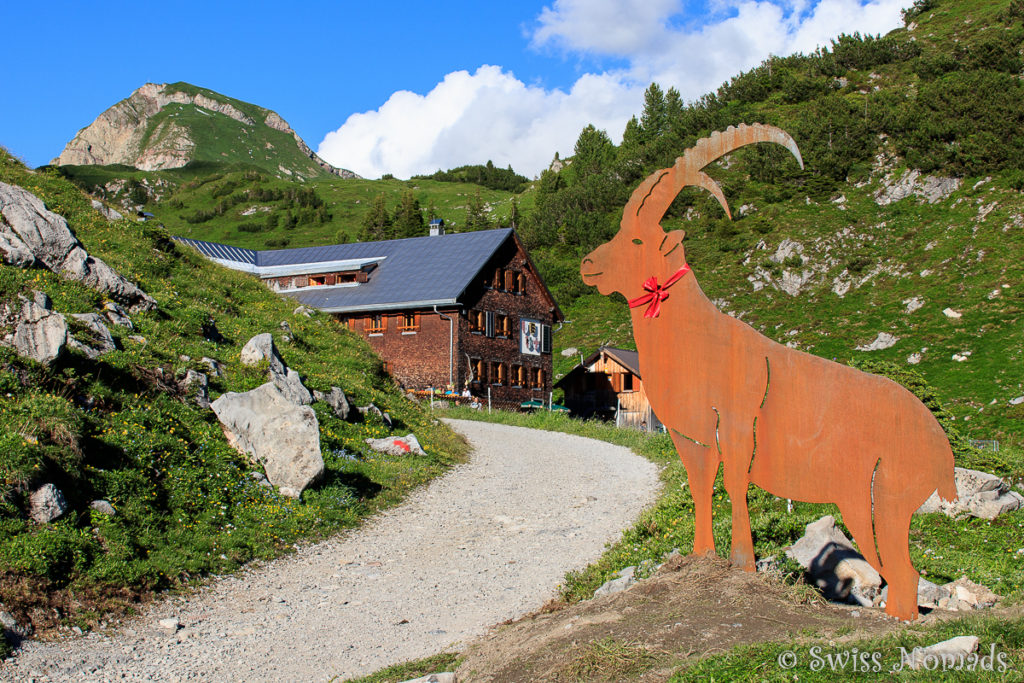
xmin=581 ymin=124 xmax=802 ymax=304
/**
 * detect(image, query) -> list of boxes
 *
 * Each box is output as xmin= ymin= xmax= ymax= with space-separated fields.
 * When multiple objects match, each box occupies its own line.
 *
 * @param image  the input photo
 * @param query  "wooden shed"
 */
xmin=556 ymin=346 xmax=663 ymax=431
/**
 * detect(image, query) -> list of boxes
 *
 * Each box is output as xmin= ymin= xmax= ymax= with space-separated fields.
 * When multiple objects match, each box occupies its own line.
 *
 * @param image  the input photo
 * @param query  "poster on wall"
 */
xmin=521 ymin=318 xmax=541 ymax=355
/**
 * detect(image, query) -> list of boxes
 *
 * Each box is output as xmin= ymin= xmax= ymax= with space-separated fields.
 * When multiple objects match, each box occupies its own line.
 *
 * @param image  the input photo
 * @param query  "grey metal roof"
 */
xmin=175 ymin=229 xmax=516 ymax=313
xmin=175 ymin=237 xmax=257 ymax=266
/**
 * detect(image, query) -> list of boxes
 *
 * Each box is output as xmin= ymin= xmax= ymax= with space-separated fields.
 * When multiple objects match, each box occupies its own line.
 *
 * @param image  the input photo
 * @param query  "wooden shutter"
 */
xmin=485 ymin=311 xmax=495 ymax=338
xmin=541 ymin=324 xmax=552 ymax=353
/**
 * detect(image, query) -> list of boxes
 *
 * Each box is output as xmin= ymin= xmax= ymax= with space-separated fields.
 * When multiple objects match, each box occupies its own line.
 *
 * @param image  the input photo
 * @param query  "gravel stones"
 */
xmin=0 ymin=420 xmax=659 ymax=681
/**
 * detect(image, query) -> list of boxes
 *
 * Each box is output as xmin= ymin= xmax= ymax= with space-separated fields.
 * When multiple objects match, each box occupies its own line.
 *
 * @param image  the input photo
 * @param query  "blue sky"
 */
xmin=1 ymin=0 xmax=910 ymax=178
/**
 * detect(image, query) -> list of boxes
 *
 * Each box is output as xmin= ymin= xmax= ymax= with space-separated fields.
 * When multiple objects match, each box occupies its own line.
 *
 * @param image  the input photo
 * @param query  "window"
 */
xmin=492 ymin=268 xmax=505 ymax=289
xmin=469 ymin=310 xmax=486 ymax=334
xmin=504 ymin=270 xmax=515 ymax=292
xmin=511 ymin=365 xmax=524 ymax=387
xmin=623 ymin=374 xmax=634 ymax=391
xmin=309 ymin=275 xmax=328 ymax=286
xmin=399 ymin=312 xmax=420 ymax=332
xmin=471 ymin=358 xmax=486 ymax=384
xmin=496 ymin=313 xmax=511 ymax=338
xmin=485 ymin=311 xmax=495 ymax=338
xmin=515 ymin=272 xmax=527 ymax=294
xmin=541 ymin=324 xmax=552 ymax=354
xmin=531 ymin=367 xmax=545 ymax=390
xmin=491 ymin=362 xmax=505 ymax=385
xmin=365 ymin=314 xmax=385 ymax=334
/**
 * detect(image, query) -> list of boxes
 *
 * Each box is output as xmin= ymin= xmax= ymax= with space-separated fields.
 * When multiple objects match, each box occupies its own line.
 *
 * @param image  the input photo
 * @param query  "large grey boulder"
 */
xmin=30 ymin=484 xmax=68 ymax=523
xmin=0 ymin=181 xmax=156 ymax=311
xmin=786 ymin=515 xmax=882 ymax=606
xmin=5 ymin=298 xmax=68 ymax=365
xmin=239 ymin=333 xmax=312 ymax=405
xmin=211 ymin=382 xmax=324 ymax=498
xmin=917 ymin=467 xmax=1023 ymax=520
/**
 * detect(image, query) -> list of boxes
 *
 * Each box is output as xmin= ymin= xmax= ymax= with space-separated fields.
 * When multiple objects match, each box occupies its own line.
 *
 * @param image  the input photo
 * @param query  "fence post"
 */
xmin=429 ymin=387 xmax=433 ymax=411
xmin=549 ymin=392 xmax=553 ymax=411
xmin=488 ymin=386 xmax=492 ymax=414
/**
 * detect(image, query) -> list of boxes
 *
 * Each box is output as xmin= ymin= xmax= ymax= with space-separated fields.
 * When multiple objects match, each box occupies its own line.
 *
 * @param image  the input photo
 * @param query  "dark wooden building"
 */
xmin=177 ymin=228 xmax=563 ymax=402
xmin=556 ymin=346 xmax=663 ymax=430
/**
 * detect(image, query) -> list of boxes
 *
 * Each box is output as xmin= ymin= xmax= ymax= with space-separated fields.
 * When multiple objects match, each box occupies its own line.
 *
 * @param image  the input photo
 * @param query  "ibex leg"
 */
xmin=721 ymin=422 xmax=757 ymax=570
xmin=873 ymin=467 xmax=921 ymax=621
xmin=671 ymin=433 xmax=718 ymax=556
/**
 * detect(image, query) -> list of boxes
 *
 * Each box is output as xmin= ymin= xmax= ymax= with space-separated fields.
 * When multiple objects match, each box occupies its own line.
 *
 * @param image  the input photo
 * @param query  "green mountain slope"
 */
xmin=0 ymin=148 xmax=465 ymax=647
xmin=53 ymin=82 xmax=355 ymax=180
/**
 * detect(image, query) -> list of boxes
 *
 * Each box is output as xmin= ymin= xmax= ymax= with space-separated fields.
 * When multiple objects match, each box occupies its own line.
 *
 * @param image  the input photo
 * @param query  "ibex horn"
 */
xmin=629 ymin=123 xmax=803 ymax=221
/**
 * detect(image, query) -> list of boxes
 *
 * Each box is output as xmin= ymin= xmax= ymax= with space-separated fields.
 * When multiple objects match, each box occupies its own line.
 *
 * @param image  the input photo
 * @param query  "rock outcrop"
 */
xmin=0 ymin=182 xmax=156 ymax=312
xmin=211 ymin=382 xmax=324 ymax=498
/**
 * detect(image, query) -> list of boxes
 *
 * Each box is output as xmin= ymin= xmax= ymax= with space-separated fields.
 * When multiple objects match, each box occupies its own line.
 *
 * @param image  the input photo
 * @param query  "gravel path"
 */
xmin=1 ymin=419 xmax=660 ymax=682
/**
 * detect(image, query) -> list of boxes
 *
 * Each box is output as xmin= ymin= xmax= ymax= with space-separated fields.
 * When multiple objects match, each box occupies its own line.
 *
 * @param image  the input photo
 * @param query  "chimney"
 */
xmin=429 ymin=218 xmax=445 ymax=236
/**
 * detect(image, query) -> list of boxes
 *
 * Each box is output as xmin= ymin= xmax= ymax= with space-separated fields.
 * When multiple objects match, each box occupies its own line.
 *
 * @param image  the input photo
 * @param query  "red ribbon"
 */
xmin=628 ymin=264 xmax=691 ymax=318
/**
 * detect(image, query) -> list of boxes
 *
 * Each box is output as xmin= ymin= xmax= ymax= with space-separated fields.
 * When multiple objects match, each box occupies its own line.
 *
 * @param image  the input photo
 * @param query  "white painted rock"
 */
xmin=399 ymin=674 xmax=457 ymax=683
xmin=365 ymin=434 xmax=426 ymax=456
xmin=212 ymin=382 xmax=324 ymax=497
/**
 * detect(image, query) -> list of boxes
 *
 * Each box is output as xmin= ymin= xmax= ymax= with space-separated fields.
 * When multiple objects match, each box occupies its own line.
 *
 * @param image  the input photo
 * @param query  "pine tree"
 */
xmin=392 ymin=190 xmax=424 ymax=238
xmin=639 ymin=83 xmax=668 ymax=144
xmin=360 ymin=193 xmax=392 ymax=241
xmin=464 ymin=190 xmax=491 ymax=231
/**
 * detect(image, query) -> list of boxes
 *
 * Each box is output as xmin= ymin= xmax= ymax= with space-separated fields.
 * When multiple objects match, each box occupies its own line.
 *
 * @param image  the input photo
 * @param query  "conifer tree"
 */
xmin=392 ymin=189 xmax=424 ymax=238
xmin=360 ymin=193 xmax=392 ymax=241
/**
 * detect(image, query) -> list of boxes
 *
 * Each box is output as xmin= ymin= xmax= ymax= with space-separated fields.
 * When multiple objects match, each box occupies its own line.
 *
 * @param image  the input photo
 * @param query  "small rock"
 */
xmin=944 ymin=577 xmax=999 ymax=609
xmin=103 ymin=302 xmax=133 ymax=329
xmin=201 ymin=357 xmax=224 ymax=377
xmin=399 ymin=674 xmax=457 ymax=683
xmin=755 ymin=555 xmax=779 ymax=573
xmin=1010 ymin=396 xmax=1024 ymax=406
xmin=905 ymin=635 xmax=978 ymax=670
xmin=313 ymin=386 xmax=350 ymax=420
xmin=943 ymin=307 xmax=962 ymax=319
xmin=157 ymin=617 xmax=180 ymax=635
xmin=293 ymin=305 xmax=314 ymax=318
xmin=30 ymin=484 xmax=68 ymax=524
xmin=855 ymin=332 xmax=898 ymax=352
xmin=594 ymin=566 xmax=636 ymax=598
xmin=560 ymin=347 xmax=579 ymax=358
xmin=903 ymin=297 xmax=924 ymax=313
xmin=907 ymin=352 xmax=922 ymax=365
xmin=952 ymin=351 xmax=972 ymax=362
xmin=90 ymin=500 xmax=116 ymax=516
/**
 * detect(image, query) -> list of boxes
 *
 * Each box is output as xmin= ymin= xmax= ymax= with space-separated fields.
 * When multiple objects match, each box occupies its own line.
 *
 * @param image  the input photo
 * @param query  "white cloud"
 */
xmin=318 ymin=0 xmax=910 ymax=179
xmin=318 ymin=66 xmax=641 ymax=180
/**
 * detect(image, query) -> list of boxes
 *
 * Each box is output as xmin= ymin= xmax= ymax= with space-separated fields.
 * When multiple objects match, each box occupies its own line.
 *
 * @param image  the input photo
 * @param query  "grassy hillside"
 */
xmin=0 ymin=148 xmax=467 ymax=651
xmin=57 ymin=164 xmax=524 ymax=249
xmin=538 ymin=0 xmax=1024 ymax=446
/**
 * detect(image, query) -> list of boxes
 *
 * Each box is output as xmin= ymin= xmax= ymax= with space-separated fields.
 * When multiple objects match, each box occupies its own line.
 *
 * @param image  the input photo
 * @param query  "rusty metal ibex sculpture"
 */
xmin=581 ymin=124 xmax=957 ymax=621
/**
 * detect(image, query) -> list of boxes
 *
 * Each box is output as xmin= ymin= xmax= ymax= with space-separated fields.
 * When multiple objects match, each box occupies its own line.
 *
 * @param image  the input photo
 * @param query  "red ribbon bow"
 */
xmin=628 ymin=264 xmax=691 ymax=318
